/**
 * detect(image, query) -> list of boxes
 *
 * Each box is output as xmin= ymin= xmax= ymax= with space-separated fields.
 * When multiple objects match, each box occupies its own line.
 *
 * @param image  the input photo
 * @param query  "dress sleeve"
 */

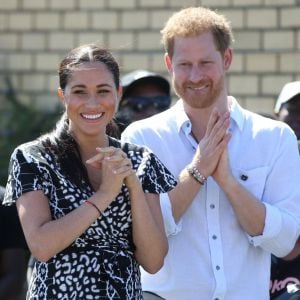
xmin=136 ymin=150 xmax=177 ymax=194
xmin=3 ymin=146 xmax=44 ymax=205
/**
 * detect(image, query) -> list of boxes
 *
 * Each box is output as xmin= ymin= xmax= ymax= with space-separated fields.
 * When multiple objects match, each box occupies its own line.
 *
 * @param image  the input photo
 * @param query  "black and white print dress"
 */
xmin=4 ymin=137 xmax=176 ymax=300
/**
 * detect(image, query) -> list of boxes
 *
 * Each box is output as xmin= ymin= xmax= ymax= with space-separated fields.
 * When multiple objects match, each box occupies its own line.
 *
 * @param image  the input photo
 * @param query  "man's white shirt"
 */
xmin=122 ymin=97 xmax=300 ymax=300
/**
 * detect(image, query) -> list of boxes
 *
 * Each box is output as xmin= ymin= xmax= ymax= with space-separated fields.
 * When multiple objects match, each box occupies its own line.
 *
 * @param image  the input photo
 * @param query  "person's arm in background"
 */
xmin=0 ymin=194 xmax=30 ymax=300
xmin=0 ymin=248 xmax=29 ymax=300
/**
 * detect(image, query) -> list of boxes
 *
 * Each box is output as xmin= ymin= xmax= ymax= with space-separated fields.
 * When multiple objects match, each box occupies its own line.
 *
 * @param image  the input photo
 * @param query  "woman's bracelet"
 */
xmin=187 ymin=165 xmax=207 ymax=185
xmin=85 ymin=200 xmax=102 ymax=216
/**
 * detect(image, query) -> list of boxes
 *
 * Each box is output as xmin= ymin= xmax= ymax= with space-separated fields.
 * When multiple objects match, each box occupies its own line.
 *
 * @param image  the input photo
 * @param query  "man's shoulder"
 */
xmin=238 ymin=109 xmax=298 ymax=151
xmin=241 ymin=107 xmax=290 ymax=131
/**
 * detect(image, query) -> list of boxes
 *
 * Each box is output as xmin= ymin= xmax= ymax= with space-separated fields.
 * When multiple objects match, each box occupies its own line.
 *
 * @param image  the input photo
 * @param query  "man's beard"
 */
xmin=172 ymin=76 xmax=225 ymax=109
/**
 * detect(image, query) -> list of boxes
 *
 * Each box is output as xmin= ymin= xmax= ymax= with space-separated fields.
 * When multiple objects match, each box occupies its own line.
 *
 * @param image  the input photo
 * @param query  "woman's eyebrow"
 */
xmin=71 ymin=83 xmax=112 ymax=89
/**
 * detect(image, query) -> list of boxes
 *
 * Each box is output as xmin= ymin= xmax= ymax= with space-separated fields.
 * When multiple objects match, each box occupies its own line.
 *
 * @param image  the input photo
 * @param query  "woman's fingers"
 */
xmin=106 ymin=157 xmax=133 ymax=174
xmin=96 ymin=147 xmax=126 ymax=156
xmin=87 ymin=147 xmax=128 ymax=168
xmin=85 ymin=152 xmax=105 ymax=169
xmin=96 ymin=146 xmax=116 ymax=153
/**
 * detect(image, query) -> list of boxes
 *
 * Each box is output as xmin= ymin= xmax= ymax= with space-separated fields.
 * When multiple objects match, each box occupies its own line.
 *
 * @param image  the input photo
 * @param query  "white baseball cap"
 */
xmin=274 ymin=81 xmax=300 ymax=113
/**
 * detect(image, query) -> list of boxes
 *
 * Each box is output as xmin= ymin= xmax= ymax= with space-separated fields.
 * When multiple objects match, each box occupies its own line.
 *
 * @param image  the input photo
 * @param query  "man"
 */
xmin=116 ymin=70 xmax=171 ymax=133
xmin=122 ymin=7 xmax=300 ymax=300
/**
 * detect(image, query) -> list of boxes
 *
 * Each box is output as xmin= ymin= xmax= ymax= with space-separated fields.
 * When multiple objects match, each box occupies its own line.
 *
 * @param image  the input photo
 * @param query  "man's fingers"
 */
xmin=211 ymin=116 xmax=230 ymax=145
xmin=206 ymin=108 xmax=219 ymax=135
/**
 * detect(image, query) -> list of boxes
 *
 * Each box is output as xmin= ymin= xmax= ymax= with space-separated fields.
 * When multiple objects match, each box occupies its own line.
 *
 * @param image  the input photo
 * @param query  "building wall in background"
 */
xmin=0 ymin=0 xmax=300 ymax=114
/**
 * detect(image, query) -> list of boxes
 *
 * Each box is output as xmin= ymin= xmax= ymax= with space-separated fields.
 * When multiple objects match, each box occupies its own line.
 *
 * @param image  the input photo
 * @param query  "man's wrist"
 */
xmin=186 ymin=165 xmax=207 ymax=185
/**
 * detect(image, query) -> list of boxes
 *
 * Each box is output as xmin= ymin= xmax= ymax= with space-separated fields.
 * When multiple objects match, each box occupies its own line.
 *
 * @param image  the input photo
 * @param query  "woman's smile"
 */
xmin=81 ymin=112 xmax=104 ymax=120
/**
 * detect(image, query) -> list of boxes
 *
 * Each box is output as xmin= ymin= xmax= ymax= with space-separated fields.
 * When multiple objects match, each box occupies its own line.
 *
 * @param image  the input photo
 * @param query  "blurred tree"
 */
xmin=0 ymin=76 xmax=61 ymax=186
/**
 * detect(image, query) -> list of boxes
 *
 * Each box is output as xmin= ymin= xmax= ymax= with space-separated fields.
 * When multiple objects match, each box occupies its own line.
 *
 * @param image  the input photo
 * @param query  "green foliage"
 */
xmin=0 ymin=76 xmax=62 ymax=186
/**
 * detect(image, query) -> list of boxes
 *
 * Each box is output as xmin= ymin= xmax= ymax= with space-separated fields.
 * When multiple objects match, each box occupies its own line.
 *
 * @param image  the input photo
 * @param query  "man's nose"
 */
xmin=189 ymin=65 xmax=203 ymax=82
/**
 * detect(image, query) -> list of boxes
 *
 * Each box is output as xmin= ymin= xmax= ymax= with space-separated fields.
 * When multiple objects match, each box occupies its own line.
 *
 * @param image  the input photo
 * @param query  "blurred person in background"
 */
xmin=275 ymin=81 xmax=300 ymax=140
xmin=0 ymin=185 xmax=29 ymax=300
xmin=116 ymin=70 xmax=171 ymax=133
xmin=270 ymin=81 xmax=300 ymax=300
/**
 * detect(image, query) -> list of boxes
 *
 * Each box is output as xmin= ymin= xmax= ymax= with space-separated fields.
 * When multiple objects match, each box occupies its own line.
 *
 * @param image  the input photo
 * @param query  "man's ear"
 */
xmin=57 ymin=88 xmax=65 ymax=104
xmin=164 ymin=53 xmax=173 ymax=74
xmin=223 ymin=48 xmax=233 ymax=71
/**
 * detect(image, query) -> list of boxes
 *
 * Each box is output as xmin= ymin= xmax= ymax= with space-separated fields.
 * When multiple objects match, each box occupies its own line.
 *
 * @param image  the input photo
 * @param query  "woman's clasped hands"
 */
xmin=86 ymin=146 xmax=138 ymax=197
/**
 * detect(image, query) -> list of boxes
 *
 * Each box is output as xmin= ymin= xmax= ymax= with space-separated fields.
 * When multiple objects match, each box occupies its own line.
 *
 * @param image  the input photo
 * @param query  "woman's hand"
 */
xmin=86 ymin=147 xmax=135 ymax=198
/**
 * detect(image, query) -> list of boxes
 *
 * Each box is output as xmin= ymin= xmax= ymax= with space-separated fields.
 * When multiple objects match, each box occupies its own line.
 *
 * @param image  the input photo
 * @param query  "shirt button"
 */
xmin=216 ymin=265 xmax=220 ymax=270
xmin=240 ymin=174 xmax=248 ymax=181
xmin=210 ymin=204 xmax=215 ymax=209
xmin=212 ymin=235 xmax=217 ymax=240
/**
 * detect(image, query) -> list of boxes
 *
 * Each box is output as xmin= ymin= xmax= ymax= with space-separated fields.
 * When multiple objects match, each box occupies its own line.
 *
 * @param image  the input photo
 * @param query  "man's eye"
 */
xmin=98 ymin=90 xmax=109 ymax=94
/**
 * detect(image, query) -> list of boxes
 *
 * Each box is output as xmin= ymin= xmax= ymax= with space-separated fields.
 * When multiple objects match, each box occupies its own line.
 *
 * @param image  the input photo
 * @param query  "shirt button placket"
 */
xmin=206 ymin=178 xmax=226 ymax=299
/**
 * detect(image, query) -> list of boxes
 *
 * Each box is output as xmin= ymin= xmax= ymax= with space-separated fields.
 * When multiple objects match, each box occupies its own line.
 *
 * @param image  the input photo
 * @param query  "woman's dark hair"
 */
xmin=41 ymin=44 xmax=120 ymax=187
xmin=59 ymin=44 xmax=120 ymax=91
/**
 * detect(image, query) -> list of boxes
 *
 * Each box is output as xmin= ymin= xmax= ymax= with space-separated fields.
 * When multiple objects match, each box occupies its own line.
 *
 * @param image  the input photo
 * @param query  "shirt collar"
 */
xmin=172 ymin=100 xmax=191 ymax=134
xmin=228 ymin=96 xmax=244 ymax=132
xmin=172 ymin=96 xmax=245 ymax=134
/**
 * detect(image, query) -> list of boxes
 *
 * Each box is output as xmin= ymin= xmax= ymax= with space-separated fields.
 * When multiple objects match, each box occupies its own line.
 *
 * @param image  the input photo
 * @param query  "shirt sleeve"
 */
xmin=249 ymin=128 xmax=300 ymax=257
xmin=3 ymin=146 xmax=44 ymax=206
xmin=160 ymin=192 xmax=183 ymax=236
xmin=135 ymin=148 xmax=177 ymax=194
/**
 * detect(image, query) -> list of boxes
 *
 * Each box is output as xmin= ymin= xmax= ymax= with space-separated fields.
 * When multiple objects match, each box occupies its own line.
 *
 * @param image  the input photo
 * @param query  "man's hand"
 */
xmin=192 ymin=109 xmax=231 ymax=178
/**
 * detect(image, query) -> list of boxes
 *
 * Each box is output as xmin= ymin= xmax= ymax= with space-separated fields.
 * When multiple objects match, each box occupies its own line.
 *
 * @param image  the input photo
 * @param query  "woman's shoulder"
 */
xmin=12 ymin=139 xmax=55 ymax=166
xmin=13 ymin=139 xmax=43 ymax=156
xmin=109 ymin=136 xmax=150 ymax=154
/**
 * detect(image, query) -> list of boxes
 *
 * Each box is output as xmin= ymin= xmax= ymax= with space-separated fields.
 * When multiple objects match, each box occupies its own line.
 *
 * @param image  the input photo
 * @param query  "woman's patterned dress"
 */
xmin=4 ymin=137 xmax=176 ymax=300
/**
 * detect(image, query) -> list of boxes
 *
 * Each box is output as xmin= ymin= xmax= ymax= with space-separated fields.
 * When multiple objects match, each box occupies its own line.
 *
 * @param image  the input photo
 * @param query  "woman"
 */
xmin=3 ymin=44 xmax=176 ymax=299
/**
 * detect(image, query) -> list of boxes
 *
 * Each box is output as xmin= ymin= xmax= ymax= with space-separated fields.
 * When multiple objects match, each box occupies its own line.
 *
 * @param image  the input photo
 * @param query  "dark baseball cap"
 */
xmin=121 ymin=69 xmax=170 ymax=99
